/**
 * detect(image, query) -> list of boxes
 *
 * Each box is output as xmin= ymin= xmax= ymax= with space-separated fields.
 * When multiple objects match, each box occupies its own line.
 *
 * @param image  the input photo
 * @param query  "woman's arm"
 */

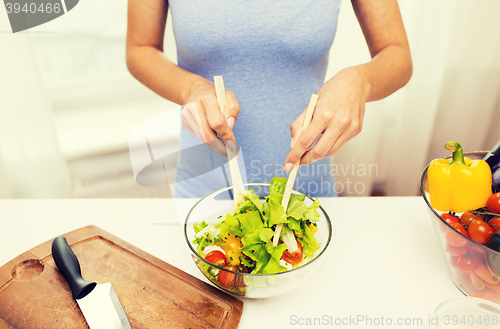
xmin=284 ymin=0 xmax=412 ymax=170
xmin=126 ymin=0 xmax=240 ymax=152
xmin=126 ymin=0 xmax=194 ymax=105
xmin=351 ymin=0 xmax=413 ymax=102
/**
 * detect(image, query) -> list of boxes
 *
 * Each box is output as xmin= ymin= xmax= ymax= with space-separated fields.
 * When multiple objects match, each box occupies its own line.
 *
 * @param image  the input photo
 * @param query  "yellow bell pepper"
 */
xmin=216 ymin=232 xmax=242 ymax=266
xmin=428 ymin=141 xmax=492 ymax=212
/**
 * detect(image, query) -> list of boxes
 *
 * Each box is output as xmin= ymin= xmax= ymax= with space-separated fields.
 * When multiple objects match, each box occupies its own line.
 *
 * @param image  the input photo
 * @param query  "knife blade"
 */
xmin=52 ymin=236 xmax=132 ymax=329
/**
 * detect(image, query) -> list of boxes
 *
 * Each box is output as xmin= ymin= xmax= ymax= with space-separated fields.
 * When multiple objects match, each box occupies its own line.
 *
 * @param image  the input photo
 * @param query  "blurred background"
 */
xmin=0 ymin=0 xmax=499 ymax=198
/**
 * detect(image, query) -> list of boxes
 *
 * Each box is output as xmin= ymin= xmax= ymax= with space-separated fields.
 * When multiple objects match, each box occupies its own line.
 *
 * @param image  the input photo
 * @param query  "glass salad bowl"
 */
xmin=421 ymin=151 xmax=500 ymax=304
xmin=183 ymin=183 xmax=332 ymax=299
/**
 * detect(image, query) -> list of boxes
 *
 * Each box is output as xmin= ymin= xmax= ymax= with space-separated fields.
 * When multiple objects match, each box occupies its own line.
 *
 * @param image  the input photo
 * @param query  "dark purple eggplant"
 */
xmin=484 ymin=139 xmax=500 ymax=193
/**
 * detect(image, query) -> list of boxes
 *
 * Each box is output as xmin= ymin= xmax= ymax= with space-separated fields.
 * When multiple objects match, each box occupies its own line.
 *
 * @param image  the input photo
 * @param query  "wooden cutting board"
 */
xmin=0 ymin=225 xmax=243 ymax=329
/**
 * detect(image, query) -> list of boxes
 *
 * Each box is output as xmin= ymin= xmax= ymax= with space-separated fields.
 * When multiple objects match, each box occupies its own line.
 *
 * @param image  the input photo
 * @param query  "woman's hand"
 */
xmin=283 ymin=0 xmax=412 ymax=171
xmin=182 ymin=80 xmax=240 ymax=156
xmin=283 ymin=67 xmax=370 ymax=171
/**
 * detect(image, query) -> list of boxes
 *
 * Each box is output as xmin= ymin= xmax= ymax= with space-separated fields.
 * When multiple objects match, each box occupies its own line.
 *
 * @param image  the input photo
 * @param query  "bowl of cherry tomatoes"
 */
xmin=421 ymin=151 xmax=500 ymax=303
xmin=183 ymin=183 xmax=332 ymax=299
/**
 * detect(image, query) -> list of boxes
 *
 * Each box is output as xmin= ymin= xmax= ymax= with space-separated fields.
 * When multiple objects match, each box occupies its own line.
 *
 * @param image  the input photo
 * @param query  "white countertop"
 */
xmin=0 ymin=197 xmax=463 ymax=328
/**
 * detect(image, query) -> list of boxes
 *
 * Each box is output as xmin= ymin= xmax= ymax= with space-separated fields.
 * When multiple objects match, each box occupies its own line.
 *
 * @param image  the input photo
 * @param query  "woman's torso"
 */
xmin=170 ymin=1 xmax=342 ymax=197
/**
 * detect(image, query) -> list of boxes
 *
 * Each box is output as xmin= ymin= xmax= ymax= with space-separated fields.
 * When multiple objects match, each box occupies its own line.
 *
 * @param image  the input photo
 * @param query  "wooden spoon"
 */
xmin=272 ymin=94 xmax=318 ymax=248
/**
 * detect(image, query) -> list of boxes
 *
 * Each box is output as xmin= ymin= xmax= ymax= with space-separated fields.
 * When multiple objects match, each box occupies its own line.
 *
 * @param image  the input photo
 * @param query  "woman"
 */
xmin=126 ymin=1 xmax=412 ymax=197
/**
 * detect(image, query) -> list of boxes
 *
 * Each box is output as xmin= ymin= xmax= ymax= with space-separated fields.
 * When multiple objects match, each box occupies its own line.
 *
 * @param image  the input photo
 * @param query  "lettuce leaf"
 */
xmin=266 ymin=193 xmax=283 ymax=207
xmin=292 ymin=193 xmax=306 ymax=202
xmin=279 ymin=224 xmax=290 ymax=237
xmin=235 ymin=200 xmax=257 ymax=214
xmin=194 ymin=220 xmax=208 ymax=234
xmin=243 ymin=189 xmax=264 ymax=215
xmin=240 ymin=255 xmax=255 ymax=268
xmin=192 ymin=221 xmax=217 ymax=254
xmin=239 ymin=211 xmax=264 ymax=237
xmin=219 ymin=213 xmax=242 ymax=238
xmin=265 ymin=176 xmax=287 ymax=205
xmin=269 ymin=177 xmax=287 ymax=195
xmin=304 ymin=198 xmax=321 ymax=222
xmin=240 ymin=228 xmax=290 ymax=274
xmin=287 ymin=217 xmax=303 ymax=236
xmin=261 ymin=245 xmax=288 ymax=274
xmin=259 ymin=227 xmax=279 ymax=255
xmin=240 ymin=233 xmax=270 ymax=274
xmin=259 ymin=227 xmax=275 ymax=246
xmin=286 ymin=194 xmax=307 ymax=220
xmin=268 ymin=203 xmax=288 ymax=226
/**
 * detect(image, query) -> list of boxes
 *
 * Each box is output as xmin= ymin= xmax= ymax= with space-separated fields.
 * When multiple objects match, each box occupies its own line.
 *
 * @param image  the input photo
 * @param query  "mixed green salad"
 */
xmin=192 ymin=177 xmax=322 ymax=291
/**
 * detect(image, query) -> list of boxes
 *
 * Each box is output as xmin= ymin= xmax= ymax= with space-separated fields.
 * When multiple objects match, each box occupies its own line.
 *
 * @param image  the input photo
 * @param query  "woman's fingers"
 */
xmin=182 ymin=81 xmax=240 ymax=157
xmin=284 ymin=99 xmax=364 ymax=171
xmin=197 ymin=97 xmax=229 ymax=156
xmin=295 ymin=109 xmax=363 ymax=166
xmin=225 ymin=91 xmax=240 ymax=130
xmin=202 ymin=93 xmax=237 ymax=143
xmin=299 ymin=129 xmax=340 ymax=166
xmin=181 ymin=101 xmax=226 ymax=156
xmin=181 ymin=92 xmax=240 ymax=156
xmin=181 ymin=102 xmax=207 ymax=143
xmin=283 ymin=118 xmax=324 ymax=171
xmin=289 ymin=108 xmax=306 ymax=150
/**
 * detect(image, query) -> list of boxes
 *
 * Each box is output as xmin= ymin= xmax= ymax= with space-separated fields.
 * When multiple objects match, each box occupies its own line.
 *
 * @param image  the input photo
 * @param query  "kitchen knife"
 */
xmin=52 ymin=236 xmax=132 ymax=329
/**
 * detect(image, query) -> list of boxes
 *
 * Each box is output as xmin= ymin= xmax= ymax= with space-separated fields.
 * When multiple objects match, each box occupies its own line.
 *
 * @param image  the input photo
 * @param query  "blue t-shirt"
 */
xmin=170 ymin=1 xmax=342 ymax=198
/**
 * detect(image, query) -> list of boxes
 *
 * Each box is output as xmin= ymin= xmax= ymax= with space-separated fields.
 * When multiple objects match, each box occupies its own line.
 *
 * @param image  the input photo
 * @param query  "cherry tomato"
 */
xmin=205 ymin=250 xmax=227 ymax=267
xmin=489 ymin=217 xmax=500 ymax=232
xmin=468 ymin=219 xmax=494 ymax=245
xmin=441 ymin=213 xmax=460 ymax=225
xmin=446 ymin=242 xmax=470 ymax=256
xmin=460 ymin=212 xmax=483 ymax=229
xmin=487 ymin=193 xmax=500 ymax=214
xmin=445 ymin=222 xmax=469 ymax=247
xmin=217 ymin=266 xmax=238 ymax=289
xmin=282 ymin=240 xmax=303 ymax=265
xmin=457 ymin=253 xmax=481 ymax=273
xmin=439 ymin=213 xmax=461 ymax=233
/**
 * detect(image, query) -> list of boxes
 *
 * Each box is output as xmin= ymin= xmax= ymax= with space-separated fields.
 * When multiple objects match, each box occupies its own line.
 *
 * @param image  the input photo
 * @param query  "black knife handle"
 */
xmin=51 ymin=236 xmax=96 ymax=300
